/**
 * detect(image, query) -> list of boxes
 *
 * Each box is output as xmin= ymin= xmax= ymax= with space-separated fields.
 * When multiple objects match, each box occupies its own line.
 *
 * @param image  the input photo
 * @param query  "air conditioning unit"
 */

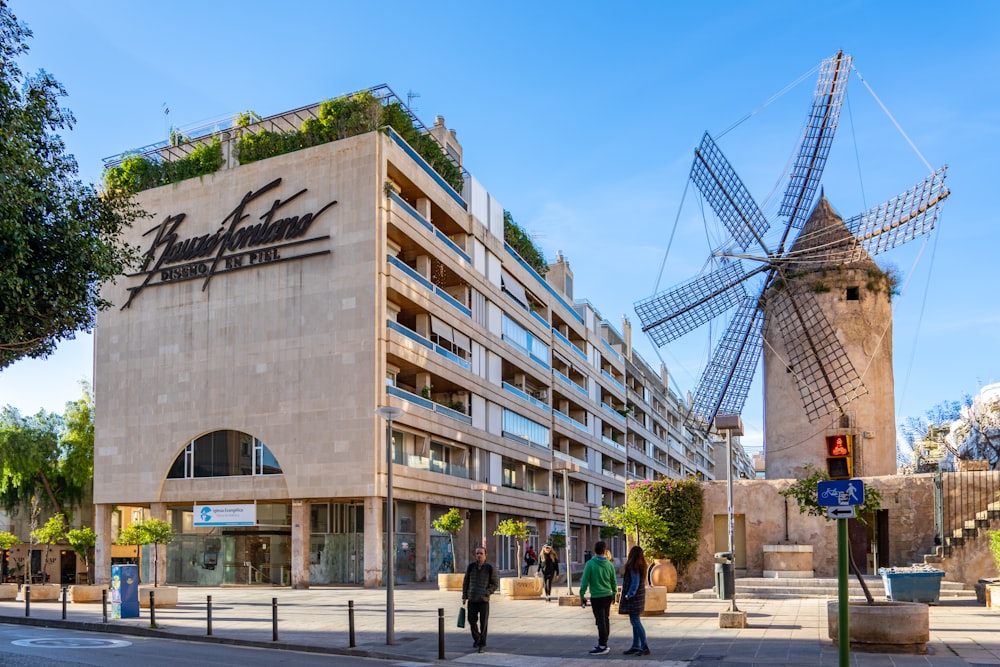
xmin=531 ymin=389 xmax=548 ymax=400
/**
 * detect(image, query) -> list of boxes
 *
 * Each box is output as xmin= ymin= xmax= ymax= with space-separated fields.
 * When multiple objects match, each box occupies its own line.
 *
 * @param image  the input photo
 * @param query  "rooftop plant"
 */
xmin=504 ymin=210 xmax=548 ymax=276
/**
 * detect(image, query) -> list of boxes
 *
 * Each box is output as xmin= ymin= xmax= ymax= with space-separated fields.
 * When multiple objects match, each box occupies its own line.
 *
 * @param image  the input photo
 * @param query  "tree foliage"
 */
xmin=494 ymin=518 xmax=529 ymax=575
xmin=431 ymin=507 xmax=464 ymax=573
xmin=503 ymin=210 xmax=548 ymax=276
xmin=779 ymin=464 xmax=883 ymax=523
xmin=117 ymin=517 xmax=175 ymax=587
xmin=623 ymin=479 xmax=704 ymax=575
xmin=0 ymin=6 xmax=140 ymax=367
xmin=0 ymin=382 xmax=94 ymax=517
xmin=66 ymin=526 xmax=96 ymax=585
xmin=31 ymin=512 xmax=66 ymax=582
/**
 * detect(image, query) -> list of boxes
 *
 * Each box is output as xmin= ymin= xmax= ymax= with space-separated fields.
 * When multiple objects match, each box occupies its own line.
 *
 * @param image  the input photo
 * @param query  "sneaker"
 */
xmin=623 ymin=648 xmax=640 ymax=655
xmin=589 ymin=646 xmax=610 ymax=655
xmin=639 ymin=647 xmax=650 ymax=656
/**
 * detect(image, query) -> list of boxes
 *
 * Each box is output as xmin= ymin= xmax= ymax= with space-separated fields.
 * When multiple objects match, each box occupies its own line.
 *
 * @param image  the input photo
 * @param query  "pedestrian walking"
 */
xmin=619 ymin=545 xmax=650 ymax=655
xmin=523 ymin=544 xmax=537 ymax=575
xmin=538 ymin=543 xmax=559 ymax=601
xmin=461 ymin=546 xmax=499 ymax=653
xmin=578 ymin=540 xmax=617 ymax=655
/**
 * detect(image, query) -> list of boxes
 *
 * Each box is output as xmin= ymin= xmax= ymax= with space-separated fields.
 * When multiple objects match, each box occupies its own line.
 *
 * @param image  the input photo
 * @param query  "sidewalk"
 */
xmin=0 ymin=584 xmax=997 ymax=666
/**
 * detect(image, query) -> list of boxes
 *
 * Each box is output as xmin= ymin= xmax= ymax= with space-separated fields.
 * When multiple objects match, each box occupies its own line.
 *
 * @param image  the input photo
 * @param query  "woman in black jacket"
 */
xmin=619 ymin=546 xmax=649 ymax=655
xmin=538 ymin=544 xmax=560 ymax=601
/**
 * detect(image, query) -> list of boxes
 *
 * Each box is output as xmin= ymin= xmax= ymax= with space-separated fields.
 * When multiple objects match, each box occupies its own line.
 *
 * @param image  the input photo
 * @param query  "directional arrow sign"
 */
xmin=827 ymin=506 xmax=856 ymax=519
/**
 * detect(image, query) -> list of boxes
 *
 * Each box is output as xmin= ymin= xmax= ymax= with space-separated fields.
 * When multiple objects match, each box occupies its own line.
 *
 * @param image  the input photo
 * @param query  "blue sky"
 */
xmin=2 ymin=1 xmax=998 ymax=457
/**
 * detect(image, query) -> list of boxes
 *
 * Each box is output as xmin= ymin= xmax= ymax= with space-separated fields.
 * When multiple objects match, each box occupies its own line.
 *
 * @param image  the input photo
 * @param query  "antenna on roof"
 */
xmin=406 ymin=90 xmax=420 ymax=111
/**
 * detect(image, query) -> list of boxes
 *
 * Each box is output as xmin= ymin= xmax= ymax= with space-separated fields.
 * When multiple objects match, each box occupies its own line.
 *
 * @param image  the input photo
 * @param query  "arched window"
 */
xmin=166 ymin=430 xmax=282 ymax=479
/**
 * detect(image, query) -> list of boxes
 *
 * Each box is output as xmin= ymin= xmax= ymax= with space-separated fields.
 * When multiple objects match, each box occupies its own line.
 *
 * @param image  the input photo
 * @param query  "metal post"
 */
xmin=376 ymin=405 xmax=403 ymax=646
xmin=437 ymin=607 xmax=445 ymax=659
xmin=149 ymin=590 xmax=156 ymax=627
xmin=480 ymin=488 xmax=487 ymax=548
xmin=24 ymin=584 xmax=29 ymax=617
xmin=62 ymin=586 xmax=67 ymax=619
xmin=207 ymin=595 xmax=212 ymax=636
xmin=726 ymin=428 xmax=738 ymax=612
xmin=272 ymin=597 xmax=278 ymax=641
xmin=563 ymin=469 xmax=573 ymax=596
xmin=837 ymin=518 xmax=849 ymax=667
xmin=102 ymin=588 xmax=107 ymax=623
xmin=348 ymin=600 xmax=356 ymax=647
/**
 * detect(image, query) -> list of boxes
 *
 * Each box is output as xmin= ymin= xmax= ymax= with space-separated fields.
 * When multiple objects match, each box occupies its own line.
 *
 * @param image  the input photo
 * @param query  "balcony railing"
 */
xmin=553 ymin=329 xmax=587 ymax=361
xmin=601 ymin=339 xmax=624 ymax=363
xmin=600 ymin=369 xmax=626 ymax=393
xmin=504 ymin=245 xmax=583 ymax=325
xmin=387 ymin=255 xmax=471 ymax=317
xmin=387 ymin=127 xmax=466 ymax=210
xmin=386 ymin=385 xmax=472 ymax=424
xmin=601 ymin=403 xmax=626 ymax=424
xmin=386 ymin=320 xmax=471 ymax=370
xmin=554 ymin=410 xmax=589 ymax=434
xmin=502 ymin=382 xmax=551 ymax=412
xmin=554 ymin=369 xmax=588 ymax=397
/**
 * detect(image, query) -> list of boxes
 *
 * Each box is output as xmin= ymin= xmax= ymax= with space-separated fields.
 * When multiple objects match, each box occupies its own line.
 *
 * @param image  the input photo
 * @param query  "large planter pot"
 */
xmin=647 ymin=559 xmax=677 ymax=593
xmin=879 ymin=567 xmax=944 ymax=604
xmin=500 ymin=576 xmax=543 ymax=599
xmin=69 ymin=584 xmax=108 ymax=603
xmin=139 ymin=585 xmax=178 ymax=608
xmin=988 ymin=583 xmax=1000 ymax=611
xmin=16 ymin=584 xmax=61 ymax=601
xmin=437 ymin=572 xmax=464 ymax=591
xmin=827 ymin=600 xmax=929 ymax=654
xmin=0 ymin=583 xmax=18 ymax=600
xmin=640 ymin=585 xmax=667 ymax=616
xmin=763 ymin=544 xmax=813 ymax=578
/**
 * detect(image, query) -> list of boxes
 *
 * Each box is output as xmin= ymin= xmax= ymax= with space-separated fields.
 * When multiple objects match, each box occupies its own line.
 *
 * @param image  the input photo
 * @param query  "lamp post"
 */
xmin=471 ymin=483 xmax=496 ymax=549
xmin=375 ymin=405 xmax=404 ymax=645
xmin=553 ymin=461 xmax=579 ymax=595
xmin=713 ymin=414 xmax=743 ymax=614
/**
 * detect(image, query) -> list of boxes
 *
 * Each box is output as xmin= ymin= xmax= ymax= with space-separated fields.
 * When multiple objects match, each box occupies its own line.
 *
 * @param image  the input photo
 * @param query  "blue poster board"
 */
xmin=110 ymin=564 xmax=140 ymax=618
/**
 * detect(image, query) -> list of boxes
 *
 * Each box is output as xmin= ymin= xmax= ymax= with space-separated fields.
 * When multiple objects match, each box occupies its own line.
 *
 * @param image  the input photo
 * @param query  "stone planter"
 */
xmin=647 ymin=559 xmax=677 ymax=592
xmin=499 ymin=576 xmax=543 ymax=599
xmin=139 ymin=585 xmax=178 ymax=608
xmin=69 ymin=584 xmax=108 ymax=603
xmin=827 ymin=600 xmax=929 ymax=654
xmin=988 ymin=583 xmax=1000 ymax=611
xmin=16 ymin=584 xmax=61 ymax=602
xmin=437 ymin=572 xmax=464 ymax=591
xmin=0 ymin=583 xmax=18 ymax=600
xmin=640 ymin=585 xmax=667 ymax=616
xmin=763 ymin=544 xmax=813 ymax=578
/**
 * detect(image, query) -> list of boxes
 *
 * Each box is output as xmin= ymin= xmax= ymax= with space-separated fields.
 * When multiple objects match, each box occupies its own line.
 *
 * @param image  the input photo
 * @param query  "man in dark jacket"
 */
xmin=461 ymin=547 xmax=499 ymax=652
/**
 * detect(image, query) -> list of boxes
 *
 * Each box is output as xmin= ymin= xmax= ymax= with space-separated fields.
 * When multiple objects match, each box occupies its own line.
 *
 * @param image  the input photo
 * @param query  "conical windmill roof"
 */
xmin=785 ymin=195 xmax=875 ymax=273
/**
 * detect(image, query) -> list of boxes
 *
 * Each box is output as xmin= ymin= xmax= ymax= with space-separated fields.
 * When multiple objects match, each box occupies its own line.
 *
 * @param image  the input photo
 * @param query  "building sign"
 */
xmin=123 ymin=177 xmax=336 ymax=308
xmin=194 ymin=503 xmax=257 ymax=526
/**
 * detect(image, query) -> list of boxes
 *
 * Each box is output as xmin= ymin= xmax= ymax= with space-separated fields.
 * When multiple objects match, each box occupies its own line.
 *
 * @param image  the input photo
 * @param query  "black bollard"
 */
xmin=149 ymin=590 xmax=156 ymax=628
xmin=207 ymin=595 xmax=213 ymax=636
xmin=102 ymin=588 xmax=107 ymax=623
xmin=348 ymin=600 xmax=355 ymax=648
xmin=272 ymin=597 xmax=278 ymax=641
xmin=438 ymin=607 xmax=445 ymax=660
xmin=24 ymin=584 xmax=30 ymax=617
xmin=62 ymin=586 xmax=68 ymax=619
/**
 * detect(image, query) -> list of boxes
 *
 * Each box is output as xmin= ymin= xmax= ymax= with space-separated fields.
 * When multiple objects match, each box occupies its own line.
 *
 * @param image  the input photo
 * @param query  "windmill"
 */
xmin=634 ymin=51 xmax=950 ymax=462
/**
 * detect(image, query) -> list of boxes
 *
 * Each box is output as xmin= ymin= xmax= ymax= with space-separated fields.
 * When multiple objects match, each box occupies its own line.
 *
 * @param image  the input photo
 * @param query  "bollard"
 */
xmin=348 ymin=600 xmax=355 ymax=648
xmin=438 ymin=607 xmax=445 ymax=660
xmin=207 ymin=595 xmax=213 ymax=636
xmin=272 ymin=597 xmax=278 ymax=642
xmin=24 ymin=584 xmax=30 ymax=617
xmin=149 ymin=590 xmax=156 ymax=628
xmin=102 ymin=588 xmax=107 ymax=623
xmin=62 ymin=586 xmax=68 ymax=620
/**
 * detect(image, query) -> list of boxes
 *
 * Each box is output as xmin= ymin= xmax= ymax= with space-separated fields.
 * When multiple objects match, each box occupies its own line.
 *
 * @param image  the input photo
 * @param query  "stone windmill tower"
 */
xmin=634 ymin=52 xmax=949 ymax=477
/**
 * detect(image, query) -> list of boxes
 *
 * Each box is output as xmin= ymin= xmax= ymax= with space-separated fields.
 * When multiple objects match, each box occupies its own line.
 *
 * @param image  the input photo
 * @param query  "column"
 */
xmin=415 ymin=503 xmax=430 ymax=582
xmin=93 ymin=504 xmax=113 ymax=585
xmin=363 ymin=495 xmax=384 ymax=587
xmin=291 ymin=500 xmax=310 ymax=589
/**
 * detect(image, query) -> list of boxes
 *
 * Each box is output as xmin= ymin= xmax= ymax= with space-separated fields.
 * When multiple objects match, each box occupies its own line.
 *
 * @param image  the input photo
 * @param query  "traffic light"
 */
xmin=825 ymin=434 xmax=853 ymax=479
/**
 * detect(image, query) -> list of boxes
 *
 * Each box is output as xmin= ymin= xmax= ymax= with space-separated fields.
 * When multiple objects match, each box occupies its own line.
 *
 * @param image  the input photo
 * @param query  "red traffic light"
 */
xmin=825 ymin=434 xmax=853 ymax=479
xmin=826 ymin=435 xmax=848 ymax=457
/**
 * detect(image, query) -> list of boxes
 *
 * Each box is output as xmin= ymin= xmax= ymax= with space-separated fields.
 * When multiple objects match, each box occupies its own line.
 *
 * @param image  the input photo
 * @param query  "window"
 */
xmin=167 ymin=430 xmax=283 ymax=479
xmin=846 ymin=286 xmax=860 ymax=301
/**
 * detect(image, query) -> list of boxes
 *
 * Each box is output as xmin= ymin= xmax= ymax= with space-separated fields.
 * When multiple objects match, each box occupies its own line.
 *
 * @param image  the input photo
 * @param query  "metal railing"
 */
xmin=935 ymin=469 xmax=1000 ymax=551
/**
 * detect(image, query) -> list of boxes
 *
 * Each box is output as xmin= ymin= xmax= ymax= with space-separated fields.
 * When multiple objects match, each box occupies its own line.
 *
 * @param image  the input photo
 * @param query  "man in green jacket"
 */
xmin=579 ymin=540 xmax=617 ymax=655
xmin=461 ymin=547 xmax=499 ymax=653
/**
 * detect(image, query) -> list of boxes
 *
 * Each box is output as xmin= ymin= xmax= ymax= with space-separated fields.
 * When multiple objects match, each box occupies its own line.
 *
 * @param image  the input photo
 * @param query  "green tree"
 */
xmin=600 ymin=500 xmax=667 ymax=549
xmin=0 ymin=530 xmax=20 ymax=581
xmin=30 ymin=513 xmax=66 ymax=583
xmin=431 ymin=507 xmax=464 ymax=573
xmin=117 ymin=518 xmax=175 ymax=587
xmin=494 ymin=518 xmax=530 ymax=577
xmin=625 ymin=479 xmax=704 ymax=575
xmin=66 ymin=526 xmax=95 ymax=585
xmin=0 ymin=6 xmax=140 ymax=368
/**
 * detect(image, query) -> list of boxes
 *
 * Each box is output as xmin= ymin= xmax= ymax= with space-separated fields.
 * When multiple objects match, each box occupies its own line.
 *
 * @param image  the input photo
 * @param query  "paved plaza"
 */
xmin=0 ymin=584 xmax=997 ymax=666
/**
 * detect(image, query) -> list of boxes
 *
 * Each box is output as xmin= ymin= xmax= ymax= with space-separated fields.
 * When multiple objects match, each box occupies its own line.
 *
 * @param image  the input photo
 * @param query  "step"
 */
xmin=692 ymin=576 xmax=972 ymax=600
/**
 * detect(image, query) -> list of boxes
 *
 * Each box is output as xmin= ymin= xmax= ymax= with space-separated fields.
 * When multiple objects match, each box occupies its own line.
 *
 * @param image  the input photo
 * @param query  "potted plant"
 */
xmin=24 ymin=514 xmax=66 ymax=601
xmin=0 ymin=531 xmax=20 ymax=599
xmin=117 ymin=517 xmax=178 ymax=607
xmin=494 ymin=518 xmax=541 ymax=598
xmin=432 ymin=507 xmax=464 ymax=591
xmin=66 ymin=527 xmax=105 ymax=602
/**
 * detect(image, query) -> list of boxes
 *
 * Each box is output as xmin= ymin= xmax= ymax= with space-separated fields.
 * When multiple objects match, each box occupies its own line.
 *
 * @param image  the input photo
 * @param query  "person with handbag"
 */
xmin=538 ymin=544 xmax=560 ymax=601
xmin=461 ymin=547 xmax=499 ymax=653
xmin=619 ymin=545 xmax=650 ymax=655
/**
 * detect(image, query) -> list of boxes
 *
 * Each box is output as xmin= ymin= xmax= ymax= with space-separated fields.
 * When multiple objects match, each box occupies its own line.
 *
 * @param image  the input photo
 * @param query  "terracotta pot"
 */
xmin=647 ymin=559 xmax=677 ymax=593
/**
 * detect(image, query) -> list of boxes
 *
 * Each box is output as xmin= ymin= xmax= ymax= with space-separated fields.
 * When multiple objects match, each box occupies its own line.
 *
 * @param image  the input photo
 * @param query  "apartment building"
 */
xmin=92 ymin=89 xmax=717 ymax=587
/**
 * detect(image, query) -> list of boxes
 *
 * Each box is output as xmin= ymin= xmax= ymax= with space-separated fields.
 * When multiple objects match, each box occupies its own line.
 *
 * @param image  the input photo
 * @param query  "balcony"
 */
xmin=554 ymin=369 xmax=588 ymax=397
xmin=388 ymin=191 xmax=470 ymax=263
xmin=387 ymin=127 xmax=466 ymax=209
xmin=554 ymin=410 xmax=589 ymax=435
xmin=502 ymin=382 xmax=551 ymax=412
xmin=553 ymin=328 xmax=587 ymax=361
xmin=386 ymin=385 xmax=473 ymax=424
xmin=387 ymin=255 xmax=471 ymax=316
xmin=387 ymin=320 xmax=471 ymax=370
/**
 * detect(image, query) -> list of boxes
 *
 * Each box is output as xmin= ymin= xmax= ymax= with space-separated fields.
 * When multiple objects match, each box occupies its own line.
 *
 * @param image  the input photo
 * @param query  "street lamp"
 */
xmin=553 ymin=460 xmax=579 ymax=596
xmin=713 ymin=414 xmax=743 ymax=614
xmin=471 ymin=483 xmax=496 ymax=549
xmin=375 ymin=405 xmax=404 ymax=645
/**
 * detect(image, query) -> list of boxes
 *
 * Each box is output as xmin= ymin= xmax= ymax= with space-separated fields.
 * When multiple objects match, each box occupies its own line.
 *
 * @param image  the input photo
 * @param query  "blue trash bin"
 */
xmin=878 ymin=567 xmax=945 ymax=604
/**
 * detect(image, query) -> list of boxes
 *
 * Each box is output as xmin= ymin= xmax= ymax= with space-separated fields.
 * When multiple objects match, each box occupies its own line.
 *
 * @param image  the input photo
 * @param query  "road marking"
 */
xmin=12 ymin=637 xmax=132 ymax=649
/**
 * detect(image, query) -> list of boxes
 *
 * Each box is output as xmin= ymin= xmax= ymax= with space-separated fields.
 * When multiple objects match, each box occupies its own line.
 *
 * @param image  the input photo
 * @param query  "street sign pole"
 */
xmin=837 ymin=517 xmax=849 ymax=667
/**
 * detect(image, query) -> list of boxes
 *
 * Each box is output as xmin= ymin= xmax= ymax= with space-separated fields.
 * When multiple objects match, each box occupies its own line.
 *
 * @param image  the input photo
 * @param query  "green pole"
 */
xmin=837 ymin=517 xmax=849 ymax=667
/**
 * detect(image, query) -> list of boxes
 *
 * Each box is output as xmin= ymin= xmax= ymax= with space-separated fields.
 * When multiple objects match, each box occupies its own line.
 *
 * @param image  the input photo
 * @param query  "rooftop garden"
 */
xmin=103 ymin=89 xmax=464 ymax=196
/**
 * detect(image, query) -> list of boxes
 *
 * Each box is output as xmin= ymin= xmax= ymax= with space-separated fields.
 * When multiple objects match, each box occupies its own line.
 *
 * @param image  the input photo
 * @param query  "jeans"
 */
xmin=628 ymin=612 xmax=647 ymax=649
xmin=590 ymin=595 xmax=614 ymax=647
xmin=543 ymin=573 xmax=554 ymax=596
xmin=467 ymin=600 xmax=490 ymax=646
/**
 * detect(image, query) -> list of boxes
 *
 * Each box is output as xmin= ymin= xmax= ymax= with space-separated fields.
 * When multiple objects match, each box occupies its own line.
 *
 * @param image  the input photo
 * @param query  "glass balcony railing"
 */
xmin=554 ymin=410 xmax=589 ymax=434
xmin=387 ymin=127 xmax=466 ymax=210
xmin=386 ymin=385 xmax=472 ymax=424
xmin=553 ymin=329 xmax=587 ymax=361
xmin=387 ymin=255 xmax=471 ymax=317
xmin=386 ymin=320 xmax=471 ymax=370
xmin=502 ymin=382 xmax=551 ymax=412
xmin=554 ymin=370 xmax=588 ymax=397
xmin=601 ymin=403 xmax=626 ymax=424
xmin=601 ymin=369 xmax=626 ymax=393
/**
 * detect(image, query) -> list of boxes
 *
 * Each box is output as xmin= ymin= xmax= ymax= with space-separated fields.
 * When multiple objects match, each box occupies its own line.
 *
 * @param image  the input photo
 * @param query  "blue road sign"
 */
xmin=817 ymin=479 xmax=865 ymax=507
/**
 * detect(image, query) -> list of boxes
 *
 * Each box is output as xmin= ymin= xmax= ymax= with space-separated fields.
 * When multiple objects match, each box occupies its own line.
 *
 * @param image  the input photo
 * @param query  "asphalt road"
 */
xmin=0 ymin=624 xmax=400 ymax=666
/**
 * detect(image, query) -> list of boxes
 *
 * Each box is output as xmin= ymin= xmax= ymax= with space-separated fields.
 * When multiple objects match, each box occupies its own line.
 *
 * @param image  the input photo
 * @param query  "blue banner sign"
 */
xmin=817 ymin=479 xmax=865 ymax=507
